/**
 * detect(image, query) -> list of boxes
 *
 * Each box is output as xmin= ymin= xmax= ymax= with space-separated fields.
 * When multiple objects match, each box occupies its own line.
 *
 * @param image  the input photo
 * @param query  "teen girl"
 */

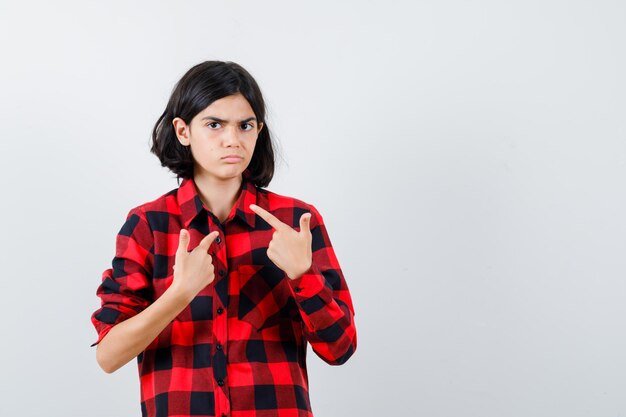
xmin=91 ymin=60 xmax=357 ymax=417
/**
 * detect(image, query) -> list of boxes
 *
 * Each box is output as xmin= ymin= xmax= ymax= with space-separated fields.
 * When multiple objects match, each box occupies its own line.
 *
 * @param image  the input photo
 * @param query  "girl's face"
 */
xmin=173 ymin=93 xmax=264 ymax=182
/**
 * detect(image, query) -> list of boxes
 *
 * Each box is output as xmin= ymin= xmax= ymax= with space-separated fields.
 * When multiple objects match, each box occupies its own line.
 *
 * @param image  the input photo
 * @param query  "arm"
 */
xmin=91 ymin=209 xmax=218 ymax=373
xmin=95 ymin=280 xmax=194 ymax=373
xmin=286 ymin=204 xmax=357 ymax=366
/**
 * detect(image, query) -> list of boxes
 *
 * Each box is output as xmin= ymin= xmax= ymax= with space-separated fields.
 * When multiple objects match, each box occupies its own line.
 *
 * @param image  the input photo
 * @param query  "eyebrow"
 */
xmin=201 ymin=116 xmax=257 ymax=123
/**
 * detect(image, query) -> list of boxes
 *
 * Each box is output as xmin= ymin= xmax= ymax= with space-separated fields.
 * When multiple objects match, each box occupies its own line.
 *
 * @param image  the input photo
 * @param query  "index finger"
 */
xmin=249 ymin=204 xmax=289 ymax=231
xmin=197 ymin=230 xmax=220 ymax=251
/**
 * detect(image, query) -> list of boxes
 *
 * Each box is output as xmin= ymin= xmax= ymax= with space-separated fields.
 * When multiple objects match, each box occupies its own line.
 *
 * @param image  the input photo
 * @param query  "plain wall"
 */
xmin=1 ymin=1 xmax=625 ymax=416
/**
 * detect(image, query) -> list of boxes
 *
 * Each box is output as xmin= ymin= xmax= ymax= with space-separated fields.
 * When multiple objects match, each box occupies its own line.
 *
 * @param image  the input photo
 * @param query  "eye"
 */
xmin=241 ymin=122 xmax=254 ymax=131
xmin=207 ymin=122 xmax=221 ymax=129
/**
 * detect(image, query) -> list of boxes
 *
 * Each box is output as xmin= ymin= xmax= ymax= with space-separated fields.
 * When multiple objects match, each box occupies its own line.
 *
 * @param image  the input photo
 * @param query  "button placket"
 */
xmin=210 ymin=222 xmax=231 ymax=417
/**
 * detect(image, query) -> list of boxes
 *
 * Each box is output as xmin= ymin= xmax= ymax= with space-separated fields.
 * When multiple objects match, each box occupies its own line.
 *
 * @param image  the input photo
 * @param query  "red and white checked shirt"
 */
xmin=91 ymin=168 xmax=357 ymax=417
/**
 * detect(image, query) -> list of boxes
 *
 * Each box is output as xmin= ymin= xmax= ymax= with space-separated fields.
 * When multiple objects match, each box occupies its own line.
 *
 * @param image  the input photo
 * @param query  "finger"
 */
xmin=249 ymin=204 xmax=288 ymax=230
xmin=299 ymin=212 xmax=312 ymax=234
xmin=197 ymin=230 xmax=220 ymax=252
xmin=176 ymin=229 xmax=190 ymax=258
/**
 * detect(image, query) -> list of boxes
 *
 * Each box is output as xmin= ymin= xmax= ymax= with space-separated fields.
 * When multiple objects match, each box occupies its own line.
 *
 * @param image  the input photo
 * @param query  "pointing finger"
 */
xmin=249 ymin=204 xmax=288 ymax=231
xmin=197 ymin=230 xmax=220 ymax=252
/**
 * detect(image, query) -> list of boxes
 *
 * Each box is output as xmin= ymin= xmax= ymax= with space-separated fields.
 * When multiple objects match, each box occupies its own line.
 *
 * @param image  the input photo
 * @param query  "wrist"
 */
xmin=167 ymin=279 xmax=195 ymax=305
xmin=287 ymin=261 xmax=313 ymax=280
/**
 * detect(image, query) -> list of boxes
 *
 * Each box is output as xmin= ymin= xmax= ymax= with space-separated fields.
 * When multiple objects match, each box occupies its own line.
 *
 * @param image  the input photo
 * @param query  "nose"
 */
xmin=223 ymin=125 xmax=242 ymax=147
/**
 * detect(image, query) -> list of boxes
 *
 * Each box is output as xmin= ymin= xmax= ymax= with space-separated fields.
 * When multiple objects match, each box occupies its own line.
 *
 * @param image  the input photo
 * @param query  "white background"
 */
xmin=1 ymin=1 xmax=626 ymax=416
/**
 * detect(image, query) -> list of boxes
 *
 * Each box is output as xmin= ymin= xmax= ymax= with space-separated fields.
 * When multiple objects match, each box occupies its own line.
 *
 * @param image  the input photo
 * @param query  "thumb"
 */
xmin=176 ymin=229 xmax=190 ymax=258
xmin=300 ymin=213 xmax=312 ymax=234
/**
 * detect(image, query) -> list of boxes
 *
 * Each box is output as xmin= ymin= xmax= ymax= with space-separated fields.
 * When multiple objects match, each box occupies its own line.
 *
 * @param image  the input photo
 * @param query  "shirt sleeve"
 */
xmin=286 ymin=204 xmax=357 ymax=365
xmin=90 ymin=207 xmax=154 ymax=347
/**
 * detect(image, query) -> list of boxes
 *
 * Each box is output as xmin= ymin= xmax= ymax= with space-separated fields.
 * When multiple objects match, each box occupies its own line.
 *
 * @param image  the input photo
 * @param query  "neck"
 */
xmin=193 ymin=172 xmax=243 ymax=223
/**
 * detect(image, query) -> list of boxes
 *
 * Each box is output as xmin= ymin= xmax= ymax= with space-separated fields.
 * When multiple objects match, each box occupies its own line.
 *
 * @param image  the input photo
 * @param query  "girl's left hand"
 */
xmin=249 ymin=204 xmax=313 ymax=280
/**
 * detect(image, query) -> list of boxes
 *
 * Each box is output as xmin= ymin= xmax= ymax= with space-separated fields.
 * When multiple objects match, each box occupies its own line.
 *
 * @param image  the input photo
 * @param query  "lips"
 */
xmin=222 ymin=155 xmax=244 ymax=163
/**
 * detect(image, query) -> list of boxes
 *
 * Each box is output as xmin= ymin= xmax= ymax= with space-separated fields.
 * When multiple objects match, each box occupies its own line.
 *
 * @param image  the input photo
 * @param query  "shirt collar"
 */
xmin=176 ymin=168 xmax=257 ymax=229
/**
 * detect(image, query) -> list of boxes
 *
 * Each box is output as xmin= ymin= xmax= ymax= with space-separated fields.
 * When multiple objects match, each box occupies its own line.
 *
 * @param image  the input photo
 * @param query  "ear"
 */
xmin=172 ymin=117 xmax=190 ymax=146
xmin=257 ymin=121 xmax=264 ymax=133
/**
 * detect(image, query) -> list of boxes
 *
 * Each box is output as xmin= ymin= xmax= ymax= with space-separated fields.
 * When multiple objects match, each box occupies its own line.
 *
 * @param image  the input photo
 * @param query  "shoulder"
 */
xmin=257 ymin=186 xmax=319 ymax=213
xmin=256 ymin=186 xmax=325 ymax=228
xmin=123 ymin=185 xmax=179 ymax=225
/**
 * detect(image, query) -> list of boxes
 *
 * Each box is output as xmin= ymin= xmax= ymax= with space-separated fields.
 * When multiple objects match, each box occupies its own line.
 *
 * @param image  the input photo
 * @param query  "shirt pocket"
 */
xmin=237 ymin=264 xmax=294 ymax=332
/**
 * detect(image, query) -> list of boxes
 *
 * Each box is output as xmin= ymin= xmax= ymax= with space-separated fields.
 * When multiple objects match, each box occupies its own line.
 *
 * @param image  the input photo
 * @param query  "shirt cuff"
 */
xmin=287 ymin=263 xmax=326 ymax=298
xmin=90 ymin=324 xmax=114 ymax=347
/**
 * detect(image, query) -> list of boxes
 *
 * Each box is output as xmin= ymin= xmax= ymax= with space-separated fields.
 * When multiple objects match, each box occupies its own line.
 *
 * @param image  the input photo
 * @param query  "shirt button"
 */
xmin=217 ymin=379 xmax=224 ymax=386
xmin=216 ymin=236 xmax=222 ymax=244
xmin=216 ymin=344 xmax=222 ymax=350
xmin=217 ymin=307 xmax=224 ymax=315
xmin=219 ymin=270 xmax=225 ymax=277
xmin=294 ymin=287 xmax=302 ymax=293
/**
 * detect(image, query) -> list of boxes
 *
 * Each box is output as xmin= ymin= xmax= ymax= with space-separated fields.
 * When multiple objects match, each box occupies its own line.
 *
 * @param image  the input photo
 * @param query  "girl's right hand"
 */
xmin=170 ymin=229 xmax=220 ymax=302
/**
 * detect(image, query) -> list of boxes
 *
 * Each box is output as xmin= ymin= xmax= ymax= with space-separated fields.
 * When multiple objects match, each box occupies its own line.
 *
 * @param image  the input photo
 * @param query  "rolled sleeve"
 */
xmin=90 ymin=208 xmax=154 ymax=347
xmin=288 ymin=204 xmax=357 ymax=365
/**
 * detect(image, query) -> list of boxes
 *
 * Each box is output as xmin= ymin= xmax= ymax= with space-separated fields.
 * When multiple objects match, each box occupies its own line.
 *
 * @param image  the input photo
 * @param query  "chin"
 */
xmin=221 ymin=168 xmax=246 ymax=180
xmin=196 ymin=166 xmax=244 ymax=181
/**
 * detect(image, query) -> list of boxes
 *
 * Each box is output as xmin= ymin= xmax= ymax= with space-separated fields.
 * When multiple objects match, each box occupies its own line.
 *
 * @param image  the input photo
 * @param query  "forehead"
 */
xmin=199 ymin=93 xmax=255 ymax=117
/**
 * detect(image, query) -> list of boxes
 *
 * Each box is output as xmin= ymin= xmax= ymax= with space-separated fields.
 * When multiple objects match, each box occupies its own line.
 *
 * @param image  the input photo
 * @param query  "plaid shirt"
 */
xmin=90 ymin=168 xmax=357 ymax=417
